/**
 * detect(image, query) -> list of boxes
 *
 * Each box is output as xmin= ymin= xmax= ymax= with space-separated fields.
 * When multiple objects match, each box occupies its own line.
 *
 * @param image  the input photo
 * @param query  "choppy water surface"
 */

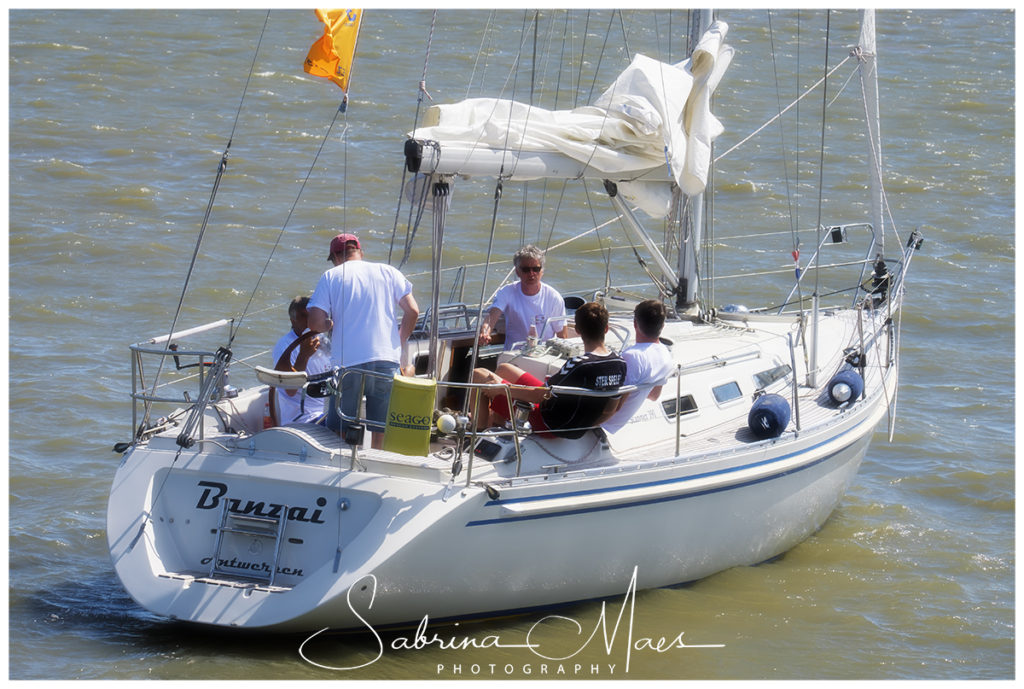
xmin=8 ymin=9 xmax=1014 ymax=680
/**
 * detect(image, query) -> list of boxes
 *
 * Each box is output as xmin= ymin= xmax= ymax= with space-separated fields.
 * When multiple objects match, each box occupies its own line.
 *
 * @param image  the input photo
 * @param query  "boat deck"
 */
xmin=173 ymin=304 xmax=894 ymax=487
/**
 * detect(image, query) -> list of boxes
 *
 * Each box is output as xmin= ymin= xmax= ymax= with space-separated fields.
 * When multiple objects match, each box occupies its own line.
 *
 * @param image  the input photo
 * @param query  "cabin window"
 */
xmin=753 ymin=364 xmax=792 ymax=389
xmin=662 ymin=395 xmax=698 ymax=419
xmin=711 ymin=381 xmax=742 ymax=405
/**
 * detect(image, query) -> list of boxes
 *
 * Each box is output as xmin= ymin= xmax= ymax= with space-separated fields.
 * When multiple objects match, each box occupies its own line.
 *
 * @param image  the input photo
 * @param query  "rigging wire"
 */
xmin=230 ymin=105 xmax=349 ymax=347
xmin=405 ymin=11 xmax=658 ymax=309
xmin=616 ymin=10 xmax=632 ymax=64
xmin=510 ymin=10 xmax=535 ymax=247
xmin=704 ymin=150 xmax=715 ymax=313
xmin=769 ymin=12 xmax=800 ymax=247
xmin=389 ymin=9 xmax=437 ymax=266
xmin=584 ymin=12 xmax=619 ymax=103
xmin=649 ymin=9 xmax=676 ymax=268
xmin=139 ymin=10 xmax=271 ymax=430
xmin=854 ymin=39 xmax=902 ymax=251
xmin=534 ymin=10 xmax=569 ymax=244
xmin=573 ymin=11 xmax=631 ymax=187
xmin=768 ymin=11 xmax=804 ymax=312
xmin=545 ymin=12 xmax=616 ymax=277
xmin=465 ymin=178 xmax=506 ymax=416
xmin=573 ymin=11 xmax=591 ymax=108
xmin=528 ymin=11 xmax=575 ymax=247
xmin=713 ymin=54 xmax=851 ymax=165
xmin=795 ymin=12 xmax=802 ymax=238
xmin=397 ymin=176 xmax=431 ymax=270
xmin=813 ymin=12 xmax=832 ymax=298
xmin=132 ymin=9 xmax=274 ymax=518
xmin=493 ymin=10 xmax=535 ymax=192
xmin=466 ymin=11 xmax=497 ymax=100
xmin=520 ymin=10 xmax=540 ymax=246
xmin=530 ymin=9 xmax=539 ymax=104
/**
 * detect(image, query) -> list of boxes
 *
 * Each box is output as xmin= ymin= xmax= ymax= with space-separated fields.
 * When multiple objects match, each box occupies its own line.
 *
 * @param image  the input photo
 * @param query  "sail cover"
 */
xmin=409 ymin=21 xmax=732 ymax=217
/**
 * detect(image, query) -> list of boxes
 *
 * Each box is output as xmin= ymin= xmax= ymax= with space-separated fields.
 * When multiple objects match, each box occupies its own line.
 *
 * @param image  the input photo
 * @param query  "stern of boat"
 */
xmin=107 ymin=418 xmax=474 ymax=630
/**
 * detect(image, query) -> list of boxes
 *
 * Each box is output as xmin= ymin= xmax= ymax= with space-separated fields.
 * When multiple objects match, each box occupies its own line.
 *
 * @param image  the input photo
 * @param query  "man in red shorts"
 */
xmin=472 ymin=302 xmax=626 ymax=439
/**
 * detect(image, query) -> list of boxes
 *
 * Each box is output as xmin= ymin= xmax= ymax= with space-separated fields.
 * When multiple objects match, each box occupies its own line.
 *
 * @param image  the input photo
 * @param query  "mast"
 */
xmin=676 ymin=9 xmax=714 ymax=314
xmin=858 ymin=9 xmax=884 ymax=252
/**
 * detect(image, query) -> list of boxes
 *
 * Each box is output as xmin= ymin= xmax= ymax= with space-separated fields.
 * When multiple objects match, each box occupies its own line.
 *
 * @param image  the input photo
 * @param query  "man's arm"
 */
xmin=273 ymin=333 xmax=320 ymax=395
xmin=478 ymin=305 xmax=502 ymax=344
xmin=550 ymin=290 xmax=569 ymax=338
xmin=398 ymin=293 xmax=420 ymax=342
xmin=307 ymin=306 xmax=331 ymax=334
xmin=397 ymin=293 xmax=420 ymax=375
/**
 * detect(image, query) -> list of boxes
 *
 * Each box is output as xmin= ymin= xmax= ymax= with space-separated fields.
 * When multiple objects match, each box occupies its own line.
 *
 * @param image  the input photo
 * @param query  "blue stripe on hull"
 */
xmin=466 ymin=416 xmax=872 ymax=526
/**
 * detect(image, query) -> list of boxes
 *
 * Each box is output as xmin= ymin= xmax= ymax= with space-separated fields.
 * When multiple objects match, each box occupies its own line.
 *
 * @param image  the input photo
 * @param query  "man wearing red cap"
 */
xmin=308 ymin=233 xmax=419 ymax=447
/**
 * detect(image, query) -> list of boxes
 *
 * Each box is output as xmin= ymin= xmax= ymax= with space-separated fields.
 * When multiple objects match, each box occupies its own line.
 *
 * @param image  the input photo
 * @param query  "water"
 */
xmin=8 ymin=9 xmax=1014 ymax=680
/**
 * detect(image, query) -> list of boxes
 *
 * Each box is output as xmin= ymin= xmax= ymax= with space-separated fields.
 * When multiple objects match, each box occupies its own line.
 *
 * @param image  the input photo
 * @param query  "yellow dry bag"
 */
xmin=382 ymin=375 xmax=436 ymax=456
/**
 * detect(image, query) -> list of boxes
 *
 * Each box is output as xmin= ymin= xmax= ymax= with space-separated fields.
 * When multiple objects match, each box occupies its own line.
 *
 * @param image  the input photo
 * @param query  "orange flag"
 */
xmin=304 ymin=9 xmax=362 ymax=93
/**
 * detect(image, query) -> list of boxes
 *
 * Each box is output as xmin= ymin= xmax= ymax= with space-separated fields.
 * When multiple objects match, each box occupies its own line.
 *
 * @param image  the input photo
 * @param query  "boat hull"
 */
xmin=107 ymin=381 xmax=885 ymax=632
xmin=329 ymin=430 xmax=871 ymax=632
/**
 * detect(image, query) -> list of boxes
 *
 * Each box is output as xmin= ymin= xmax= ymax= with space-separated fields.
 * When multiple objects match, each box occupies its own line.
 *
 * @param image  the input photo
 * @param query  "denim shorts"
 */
xmin=326 ymin=360 xmax=399 ymax=435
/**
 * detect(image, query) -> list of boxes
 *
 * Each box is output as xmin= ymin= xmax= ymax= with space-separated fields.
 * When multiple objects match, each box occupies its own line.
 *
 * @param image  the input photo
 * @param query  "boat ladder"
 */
xmin=209 ymin=502 xmax=289 ymax=586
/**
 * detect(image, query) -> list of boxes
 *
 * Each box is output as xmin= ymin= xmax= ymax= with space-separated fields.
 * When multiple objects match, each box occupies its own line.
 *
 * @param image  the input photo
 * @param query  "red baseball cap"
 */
xmin=328 ymin=233 xmax=361 ymax=259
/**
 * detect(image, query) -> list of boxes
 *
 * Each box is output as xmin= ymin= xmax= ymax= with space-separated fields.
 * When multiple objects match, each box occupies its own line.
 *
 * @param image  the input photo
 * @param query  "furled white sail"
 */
xmin=409 ymin=21 xmax=733 ymax=217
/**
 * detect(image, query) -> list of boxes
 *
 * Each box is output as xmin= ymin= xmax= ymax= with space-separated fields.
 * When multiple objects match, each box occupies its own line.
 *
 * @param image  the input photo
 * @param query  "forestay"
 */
xmin=409 ymin=21 xmax=733 ymax=217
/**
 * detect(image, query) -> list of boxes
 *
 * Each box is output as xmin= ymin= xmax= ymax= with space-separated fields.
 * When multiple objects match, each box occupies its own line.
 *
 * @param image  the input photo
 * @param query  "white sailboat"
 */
xmin=107 ymin=9 xmax=922 ymax=632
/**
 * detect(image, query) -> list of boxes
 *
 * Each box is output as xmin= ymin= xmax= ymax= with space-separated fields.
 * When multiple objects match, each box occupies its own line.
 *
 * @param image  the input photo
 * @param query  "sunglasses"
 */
xmin=518 ymin=265 xmax=542 ymax=273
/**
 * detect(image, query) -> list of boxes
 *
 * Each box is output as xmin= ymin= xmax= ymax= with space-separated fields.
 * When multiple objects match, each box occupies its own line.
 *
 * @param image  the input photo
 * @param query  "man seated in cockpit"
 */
xmin=472 ymin=301 xmax=626 ymax=438
xmin=477 ymin=244 xmax=569 ymax=349
xmin=271 ymin=296 xmax=332 ymax=425
xmin=602 ymin=299 xmax=674 ymax=435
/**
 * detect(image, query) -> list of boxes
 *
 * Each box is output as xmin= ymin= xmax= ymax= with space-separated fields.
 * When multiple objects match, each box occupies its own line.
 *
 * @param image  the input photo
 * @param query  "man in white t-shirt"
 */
xmin=603 ymin=299 xmax=675 ymax=435
xmin=478 ymin=244 xmax=569 ymax=350
xmin=308 ymin=233 xmax=419 ymax=447
xmin=270 ymin=296 xmax=332 ymax=424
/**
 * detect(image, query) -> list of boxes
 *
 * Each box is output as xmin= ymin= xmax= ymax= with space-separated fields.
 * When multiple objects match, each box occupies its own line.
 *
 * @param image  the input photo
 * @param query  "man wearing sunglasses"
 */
xmin=478 ymin=244 xmax=568 ymax=350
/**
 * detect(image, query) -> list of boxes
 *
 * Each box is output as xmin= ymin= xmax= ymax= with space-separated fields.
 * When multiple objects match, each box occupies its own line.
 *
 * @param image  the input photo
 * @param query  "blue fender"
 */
xmin=827 ymin=369 xmax=864 ymax=406
xmin=748 ymin=393 xmax=791 ymax=439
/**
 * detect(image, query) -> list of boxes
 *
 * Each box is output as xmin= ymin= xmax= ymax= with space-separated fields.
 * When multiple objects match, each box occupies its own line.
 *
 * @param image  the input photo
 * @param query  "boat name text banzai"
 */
xmin=194 ymin=480 xmax=327 ymax=524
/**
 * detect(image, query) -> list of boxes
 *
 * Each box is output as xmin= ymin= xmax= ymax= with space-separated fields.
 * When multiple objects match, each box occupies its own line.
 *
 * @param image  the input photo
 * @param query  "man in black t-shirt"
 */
xmin=473 ymin=302 xmax=626 ymax=438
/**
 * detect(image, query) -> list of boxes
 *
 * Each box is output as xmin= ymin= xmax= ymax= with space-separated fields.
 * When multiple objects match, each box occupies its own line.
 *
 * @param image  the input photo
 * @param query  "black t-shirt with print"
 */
xmin=540 ymin=351 xmax=626 ymax=438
